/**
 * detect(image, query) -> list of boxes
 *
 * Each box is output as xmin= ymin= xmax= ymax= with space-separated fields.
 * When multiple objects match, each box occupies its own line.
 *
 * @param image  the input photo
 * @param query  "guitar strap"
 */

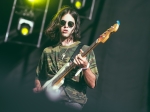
xmin=69 ymin=43 xmax=84 ymax=62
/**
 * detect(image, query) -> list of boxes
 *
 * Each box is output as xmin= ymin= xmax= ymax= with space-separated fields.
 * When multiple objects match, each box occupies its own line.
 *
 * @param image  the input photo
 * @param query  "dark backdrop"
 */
xmin=0 ymin=0 xmax=150 ymax=112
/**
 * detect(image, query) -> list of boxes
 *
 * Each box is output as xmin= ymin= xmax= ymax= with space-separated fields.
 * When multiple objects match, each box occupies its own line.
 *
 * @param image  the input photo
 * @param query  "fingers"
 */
xmin=73 ymin=52 xmax=88 ymax=68
xmin=80 ymin=49 xmax=84 ymax=54
xmin=33 ymin=87 xmax=42 ymax=93
xmin=33 ymin=88 xmax=38 ymax=93
xmin=74 ymin=54 xmax=81 ymax=65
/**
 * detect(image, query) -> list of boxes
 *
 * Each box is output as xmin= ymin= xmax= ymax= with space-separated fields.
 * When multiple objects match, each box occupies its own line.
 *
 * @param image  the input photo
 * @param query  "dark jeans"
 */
xmin=58 ymin=87 xmax=83 ymax=111
xmin=59 ymin=100 xmax=83 ymax=111
xmin=45 ymin=85 xmax=84 ymax=111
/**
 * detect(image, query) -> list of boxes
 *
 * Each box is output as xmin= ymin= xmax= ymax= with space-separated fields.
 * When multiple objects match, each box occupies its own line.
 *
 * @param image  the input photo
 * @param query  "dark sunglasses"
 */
xmin=60 ymin=20 xmax=74 ymax=28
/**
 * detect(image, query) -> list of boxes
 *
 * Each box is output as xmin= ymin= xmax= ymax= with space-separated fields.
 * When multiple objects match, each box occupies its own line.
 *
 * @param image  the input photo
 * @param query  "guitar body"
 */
xmin=45 ymin=82 xmax=62 ymax=102
xmin=42 ymin=63 xmax=70 ymax=101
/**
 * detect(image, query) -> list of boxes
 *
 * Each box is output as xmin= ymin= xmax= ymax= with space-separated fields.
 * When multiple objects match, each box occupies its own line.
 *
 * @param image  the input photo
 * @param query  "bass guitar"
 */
xmin=42 ymin=21 xmax=120 ymax=101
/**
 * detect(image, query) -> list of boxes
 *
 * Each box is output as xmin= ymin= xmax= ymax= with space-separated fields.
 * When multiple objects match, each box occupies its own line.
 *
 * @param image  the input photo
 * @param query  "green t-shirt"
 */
xmin=36 ymin=41 xmax=99 ymax=104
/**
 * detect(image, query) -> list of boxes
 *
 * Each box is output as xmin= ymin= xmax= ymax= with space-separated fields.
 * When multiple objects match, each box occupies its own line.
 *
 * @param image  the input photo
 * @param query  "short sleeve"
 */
xmin=36 ymin=49 xmax=47 ymax=81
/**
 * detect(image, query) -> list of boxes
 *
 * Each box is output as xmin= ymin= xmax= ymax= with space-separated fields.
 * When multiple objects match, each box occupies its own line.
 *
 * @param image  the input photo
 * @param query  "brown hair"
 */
xmin=45 ymin=6 xmax=81 ymax=44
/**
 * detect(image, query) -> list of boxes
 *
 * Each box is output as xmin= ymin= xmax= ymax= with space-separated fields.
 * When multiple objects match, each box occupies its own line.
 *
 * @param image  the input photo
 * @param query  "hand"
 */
xmin=33 ymin=85 xmax=42 ymax=93
xmin=73 ymin=49 xmax=89 ymax=69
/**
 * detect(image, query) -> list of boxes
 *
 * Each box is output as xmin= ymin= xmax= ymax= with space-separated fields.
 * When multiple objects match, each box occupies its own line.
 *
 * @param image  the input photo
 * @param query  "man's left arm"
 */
xmin=82 ymin=68 xmax=96 ymax=88
xmin=74 ymin=49 xmax=98 ymax=88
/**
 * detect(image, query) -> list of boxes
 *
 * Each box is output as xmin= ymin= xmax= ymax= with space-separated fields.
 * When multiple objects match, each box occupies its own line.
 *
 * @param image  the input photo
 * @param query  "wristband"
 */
xmin=82 ymin=63 xmax=90 ymax=70
xmin=75 ymin=63 xmax=90 ymax=76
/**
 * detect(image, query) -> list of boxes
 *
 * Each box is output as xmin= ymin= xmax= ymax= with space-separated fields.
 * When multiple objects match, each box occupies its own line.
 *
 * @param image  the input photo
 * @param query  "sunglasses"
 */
xmin=60 ymin=20 xmax=75 ymax=28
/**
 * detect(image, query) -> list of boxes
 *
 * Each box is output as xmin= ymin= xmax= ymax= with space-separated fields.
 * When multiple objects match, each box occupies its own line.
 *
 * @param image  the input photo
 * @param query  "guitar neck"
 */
xmin=51 ymin=21 xmax=120 ymax=86
xmin=81 ymin=38 xmax=102 ymax=57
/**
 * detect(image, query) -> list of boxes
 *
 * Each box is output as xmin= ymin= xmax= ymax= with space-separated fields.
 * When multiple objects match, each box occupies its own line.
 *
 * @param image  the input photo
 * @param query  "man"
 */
xmin=33 ymin=6 xmax=99 ymax=111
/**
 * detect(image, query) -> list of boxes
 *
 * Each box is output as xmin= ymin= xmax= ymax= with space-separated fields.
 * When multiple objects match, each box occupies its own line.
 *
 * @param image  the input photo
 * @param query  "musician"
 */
xmin=33 ymin=6 xmax=99 ymax=111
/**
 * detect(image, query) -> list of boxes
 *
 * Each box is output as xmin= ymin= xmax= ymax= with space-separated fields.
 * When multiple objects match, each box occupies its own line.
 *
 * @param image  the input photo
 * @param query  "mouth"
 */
xmin=63 ymin=29 xmax=68 ymax=33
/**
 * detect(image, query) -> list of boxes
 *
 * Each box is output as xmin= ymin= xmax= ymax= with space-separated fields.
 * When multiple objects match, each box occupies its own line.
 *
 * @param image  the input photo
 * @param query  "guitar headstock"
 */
xmin=97 ymin=20 xmax=120 ymax=43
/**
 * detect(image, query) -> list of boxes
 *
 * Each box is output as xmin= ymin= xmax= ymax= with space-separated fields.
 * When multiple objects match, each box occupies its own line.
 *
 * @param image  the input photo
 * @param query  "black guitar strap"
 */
xmin=69 ymin=43 xmax=84 ymax=62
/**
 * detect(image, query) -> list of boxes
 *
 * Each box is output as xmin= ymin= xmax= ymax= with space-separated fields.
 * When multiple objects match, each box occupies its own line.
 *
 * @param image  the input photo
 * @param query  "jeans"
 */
xmin=59 ymin=101 xmax=83 ymax=111
xmin=45 ymin=86 xmax=84 ymax=111
xmin=58 ymin=87 xmax=83 ymax=111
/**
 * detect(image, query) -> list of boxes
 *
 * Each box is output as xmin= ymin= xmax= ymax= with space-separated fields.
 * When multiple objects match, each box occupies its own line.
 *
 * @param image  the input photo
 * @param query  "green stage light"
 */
xmin=75 ymin=0 xmax=82 ymax=9
xmin=28 ymin=0 xmax=35 ymax=2
xmin=21 ymin=26 xmax=30 ymax=36
xmin=27 ymin=0 xmax=42 ymax=4
xmin=18 ymin=18 xmax=34 ymax=36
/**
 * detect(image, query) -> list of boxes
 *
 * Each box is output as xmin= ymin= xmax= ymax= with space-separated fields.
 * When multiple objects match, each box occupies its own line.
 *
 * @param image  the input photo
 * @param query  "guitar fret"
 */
xmin=82 ymin=41 xmax=98 ymax=57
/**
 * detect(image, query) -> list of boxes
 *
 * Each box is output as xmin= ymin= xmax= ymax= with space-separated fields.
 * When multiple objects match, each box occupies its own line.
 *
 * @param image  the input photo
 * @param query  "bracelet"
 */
xmin=82 ymin=63 xmax=90 ymax=70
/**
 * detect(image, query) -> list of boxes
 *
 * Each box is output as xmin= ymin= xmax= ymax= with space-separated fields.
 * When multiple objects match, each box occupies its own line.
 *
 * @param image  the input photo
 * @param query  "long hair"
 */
xmin=45 ymin=6 xmax=80 ymax=44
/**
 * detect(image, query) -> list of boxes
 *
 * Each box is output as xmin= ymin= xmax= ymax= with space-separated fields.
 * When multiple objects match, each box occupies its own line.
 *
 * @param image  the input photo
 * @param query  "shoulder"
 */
xmin=82 ymin=44 xmax=89 ymax=48
xmin=81 ymin=44 xmax=95 ymax=56
xmin=81 ymin=44 xmax=89 ymax=51
xmin=43 ymin=45 xmax=59 ymax=53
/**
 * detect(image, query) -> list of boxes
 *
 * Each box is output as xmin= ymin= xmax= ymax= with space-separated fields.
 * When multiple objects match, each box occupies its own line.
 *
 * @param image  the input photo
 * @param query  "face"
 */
xmin=60 ymin=13 xmax=75 ymax=39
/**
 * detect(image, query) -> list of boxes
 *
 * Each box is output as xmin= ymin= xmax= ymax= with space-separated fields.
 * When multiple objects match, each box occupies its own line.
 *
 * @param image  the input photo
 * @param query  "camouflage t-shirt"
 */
xmin=36 ymin=41 xmax=99 ymax=105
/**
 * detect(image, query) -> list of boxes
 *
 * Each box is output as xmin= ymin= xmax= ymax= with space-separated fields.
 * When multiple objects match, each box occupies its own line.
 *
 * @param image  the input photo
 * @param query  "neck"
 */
xmin=60 ymin=37 xmax=74 ymax=46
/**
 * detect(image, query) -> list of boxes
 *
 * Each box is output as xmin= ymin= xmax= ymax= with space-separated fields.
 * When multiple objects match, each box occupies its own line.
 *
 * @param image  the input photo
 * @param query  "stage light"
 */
xmin=75 ymin=0 xmax=82 ymax=9
xmin=28 ymin=0 xmax=35 ymax=2
xmin=28 ymin=0 xmax=38 ymax=3
xmin=20 ymin=24 xmax=30 ymax=36
xmin=17 ymin=18 xmax=34 ymax=36
xmin=27 ymin=0 xmax=42 ymax=4
xmin=4 ymin=0 xmax=50 ymax=47
xmin=74 ymin=0 xmax=86 ymax=9
xmin=58 ymin=0 xmax=95 ymax=20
